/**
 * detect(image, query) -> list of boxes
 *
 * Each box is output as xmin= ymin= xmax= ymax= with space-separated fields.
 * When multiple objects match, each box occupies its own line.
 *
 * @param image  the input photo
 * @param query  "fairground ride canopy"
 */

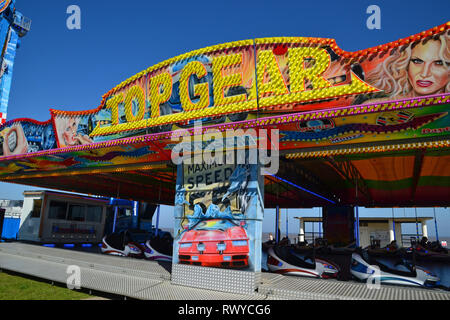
xmin=0 ymin=23 xmax=449 ymax=208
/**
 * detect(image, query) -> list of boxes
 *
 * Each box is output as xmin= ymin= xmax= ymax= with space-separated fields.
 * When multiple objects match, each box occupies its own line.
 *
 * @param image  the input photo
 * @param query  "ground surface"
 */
xmin=0 ymin=271 xmax=100 ymax=300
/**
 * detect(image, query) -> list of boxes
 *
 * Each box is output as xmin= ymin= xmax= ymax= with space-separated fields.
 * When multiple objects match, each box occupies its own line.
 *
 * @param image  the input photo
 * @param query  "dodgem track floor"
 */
xmin=0 ymin=242 xmax=449 ymax=300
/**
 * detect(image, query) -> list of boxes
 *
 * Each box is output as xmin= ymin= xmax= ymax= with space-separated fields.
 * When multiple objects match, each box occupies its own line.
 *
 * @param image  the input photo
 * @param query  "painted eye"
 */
xmin=411 ymin=58 xmax=423 ymax=64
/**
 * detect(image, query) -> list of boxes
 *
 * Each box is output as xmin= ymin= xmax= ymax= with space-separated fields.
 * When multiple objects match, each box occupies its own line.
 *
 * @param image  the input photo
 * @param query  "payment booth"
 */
xmin=18 ymin=191 xmax=109 ymax=244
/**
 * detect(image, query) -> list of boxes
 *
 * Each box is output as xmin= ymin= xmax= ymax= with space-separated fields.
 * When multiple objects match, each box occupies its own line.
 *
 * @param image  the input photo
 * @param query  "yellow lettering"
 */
xmin=212 ymin=53 xmax=246 ymax=106
xmin=179 ymin=61 xmax=210 ymax=111
xmin=90 ymin=43 xmax=380 ymax=138
xmin=257 ymin=50 xmax=289 ymax=96
xmin=105 ymin=93 xmax=123 ymax=126
xmin=288 ymin=47 xmax=331 ymax=92
xmin=124 ymin=85 xmax=146 ymax=122
xmin=150 ymin=72 xmax=173 ymax=118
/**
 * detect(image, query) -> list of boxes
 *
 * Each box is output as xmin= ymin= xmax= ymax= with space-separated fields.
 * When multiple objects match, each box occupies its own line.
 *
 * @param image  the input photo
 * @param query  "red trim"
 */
xmin=103 ymin=250 xmax=125 ymax=256
xmin=275 ymin=268 xmax=319 ymax=277
xmin=50 ymin=114 xmax=61 ymax=148
xmin=0 ymin=117 xmax=52 ymax=130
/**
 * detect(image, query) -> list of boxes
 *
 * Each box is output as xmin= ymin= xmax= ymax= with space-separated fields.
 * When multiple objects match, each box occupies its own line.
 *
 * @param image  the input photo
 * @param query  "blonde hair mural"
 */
xmin=366 ymin=32 xmax=449 ymax=99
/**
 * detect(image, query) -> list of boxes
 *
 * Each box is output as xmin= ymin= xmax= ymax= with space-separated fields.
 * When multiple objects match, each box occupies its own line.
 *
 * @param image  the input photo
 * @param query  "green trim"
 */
xmin=364 ymin=178 xmax=413 ymax=191
xmin=418 ymin=176 xmax=450 ymax=187
xmin=363 ymin=176 xmax=450 ymax=191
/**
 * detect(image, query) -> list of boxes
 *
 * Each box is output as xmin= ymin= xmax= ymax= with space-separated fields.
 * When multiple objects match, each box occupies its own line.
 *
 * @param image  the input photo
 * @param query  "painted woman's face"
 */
xmin=62 ymin=118 xmax=78 ymax=146
xmin=408 ymin=40 xmax=449 ymax=96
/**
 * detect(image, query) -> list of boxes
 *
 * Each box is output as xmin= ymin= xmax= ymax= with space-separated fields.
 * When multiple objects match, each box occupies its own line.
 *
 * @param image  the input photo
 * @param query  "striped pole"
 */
xmin=433 ymin=208 xmax=439 ymax=242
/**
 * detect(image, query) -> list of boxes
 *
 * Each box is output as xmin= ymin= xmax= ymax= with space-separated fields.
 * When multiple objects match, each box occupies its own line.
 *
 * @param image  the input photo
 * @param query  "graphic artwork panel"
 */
xmin=0 ymin=24 xmax=447 ymax=161
xmin=173 ymin=160 xmax=263 ymax=272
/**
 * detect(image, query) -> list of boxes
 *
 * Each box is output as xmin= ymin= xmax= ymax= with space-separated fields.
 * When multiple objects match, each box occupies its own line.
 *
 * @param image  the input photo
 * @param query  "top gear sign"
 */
xmin=46 ymin=23 xmax=448 ymax=141
xmin=87 ymin=39 xmax=379 ymax=137
xmin=0 ymin=23 xmax=449 ymax=154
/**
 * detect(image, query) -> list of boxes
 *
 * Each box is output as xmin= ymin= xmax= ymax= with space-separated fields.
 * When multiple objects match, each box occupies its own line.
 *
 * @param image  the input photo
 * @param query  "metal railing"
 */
xmin=297 ymin=231 xmax=324 ymax=245
xmin=401 ymin=233 xmax=423 ymax=247
xmin=297 ymin=233 xmax=425 ymax=248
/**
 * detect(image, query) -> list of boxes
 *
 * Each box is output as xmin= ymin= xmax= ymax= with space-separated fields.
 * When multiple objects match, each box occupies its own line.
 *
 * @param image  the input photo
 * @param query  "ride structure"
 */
xmin=0 ymin=20 xmax=449 ymax=294
xmin=0 ymin=0 xmax=30 ymax=124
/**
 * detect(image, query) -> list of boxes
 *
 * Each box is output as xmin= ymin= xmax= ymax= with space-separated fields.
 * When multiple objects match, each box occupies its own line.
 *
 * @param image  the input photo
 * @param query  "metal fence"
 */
xmin=401 ymin=233 xmax=423 ymax=247
xmin=297 ymin=231 xmax=324 ymax=245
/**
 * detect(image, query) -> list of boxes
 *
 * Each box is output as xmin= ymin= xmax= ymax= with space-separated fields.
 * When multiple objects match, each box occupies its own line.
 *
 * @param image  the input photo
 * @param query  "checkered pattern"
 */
xmin=0 ymin=112 xmax=6 ymax=125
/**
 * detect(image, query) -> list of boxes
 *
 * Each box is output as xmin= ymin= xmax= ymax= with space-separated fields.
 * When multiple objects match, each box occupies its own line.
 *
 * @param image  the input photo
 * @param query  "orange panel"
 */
xmin=351 ymin=156 xmax=415 ymax=182
xmin=420 ymin=155 xmax=450 ymax=177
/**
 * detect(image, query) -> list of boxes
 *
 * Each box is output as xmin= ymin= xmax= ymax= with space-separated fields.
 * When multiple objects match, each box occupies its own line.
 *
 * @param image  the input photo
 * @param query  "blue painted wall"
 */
xmin=1 ymin=217 xmax=19 ymax=239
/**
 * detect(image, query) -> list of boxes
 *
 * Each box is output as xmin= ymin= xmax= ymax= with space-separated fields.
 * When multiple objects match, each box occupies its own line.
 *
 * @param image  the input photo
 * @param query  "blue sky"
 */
xmin=1 ymin=0 xmax=449 ymax=236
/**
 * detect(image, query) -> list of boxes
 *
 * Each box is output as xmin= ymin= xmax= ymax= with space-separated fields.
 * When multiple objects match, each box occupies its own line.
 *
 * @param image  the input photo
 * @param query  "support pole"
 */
xmin=433 ymin=207 xmax=439 ymax=242
xmin=112 ymin=185 xmax=120 ymax=234
xmin=275 ymin=206 xmax=280 ymax=243
xmin=391 ymin=208 xmax=396 ymax=241
xmin=388 ymin=219 xmax=395 ymax=243
xmin=156 ymin=178 xmax=162 ymax=237
xmin=355 ymin=206 xmax=360 ymax=247
xmin=319 ymin=207 xmax=323 ymax=238
xmin=112 ymin=205 xmax=118 ymax=233
xmin=355 ymin=176 xmax=360 ymax=247
xmin=155 ymin=205 xmax=161 ymax=237
xmin=312 ymin=218 xmax=315 ymax=243
xmin=285 ymin=209 xmax=289 ymax=240
xmin=299 ymin=218 xmax=305 ymax=243
xmin=421 ymin=221 xmax=428 ymax=238
xmin=132 ymin=201 xmax=139 ymax=229
xmin=415 ymin=207 xmax=420 ymax=240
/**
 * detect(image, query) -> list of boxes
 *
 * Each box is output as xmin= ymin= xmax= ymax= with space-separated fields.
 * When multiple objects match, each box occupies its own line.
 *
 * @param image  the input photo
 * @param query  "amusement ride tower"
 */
xmin=0 ymin=0 xmax=30 ymax=124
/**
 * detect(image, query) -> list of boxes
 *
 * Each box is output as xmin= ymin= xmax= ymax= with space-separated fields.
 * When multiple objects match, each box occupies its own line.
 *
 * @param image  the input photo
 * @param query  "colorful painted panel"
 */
xmin=0 ymin=23 xmax=448 ymax=161
xmin=53 ymin=115 xmax=95 ymax=148
xmin=254 ymin=30 xmax=449 ymax=115
xmin=276 ymin=104 xmax=450 ymax=150
xmin=173 ymin=161 xmax=264 ymax=272
xmin=44 ymin=23 xmax=448 ymax=141
xmin=81 ymin=43 xmax=258 ymax=139
xmin=0 ymin=141 xmax=163 ymax=177
xmin=0 ymin=120 xmax=56 ymax=156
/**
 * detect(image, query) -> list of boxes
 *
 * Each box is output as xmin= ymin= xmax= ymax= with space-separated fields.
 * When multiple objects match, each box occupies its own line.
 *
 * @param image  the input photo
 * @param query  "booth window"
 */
xmin=31 ymin=199 xmax=42 ymax=218
xmin=48 ymin=201 xmax=68 ymax=220
xmin=119 ymin=207 xmax=132 ymax=218
xmin=86 ymin=206 xmax=102 ymax=223
xmin=67 ymin=204 xmax=85 ymax=222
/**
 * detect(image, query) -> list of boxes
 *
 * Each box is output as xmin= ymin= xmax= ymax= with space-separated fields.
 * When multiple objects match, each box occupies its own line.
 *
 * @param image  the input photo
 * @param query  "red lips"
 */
xmin=416 ymin=80 xmax=433 ymax=88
